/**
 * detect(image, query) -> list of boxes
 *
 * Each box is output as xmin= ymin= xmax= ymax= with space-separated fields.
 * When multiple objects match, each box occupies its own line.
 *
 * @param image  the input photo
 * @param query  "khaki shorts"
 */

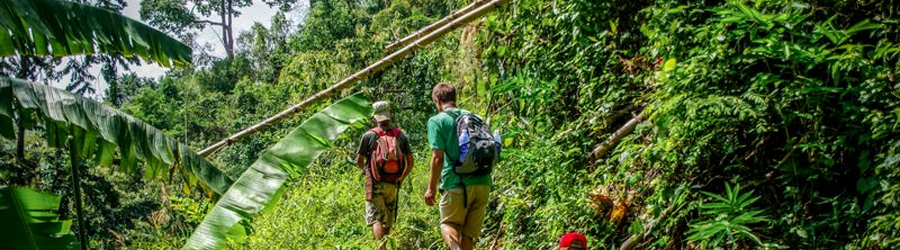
xmin=439 ymin=185 xmax=490 ymax=239
xmin=366 ymin=182 xmax=398 ymax=229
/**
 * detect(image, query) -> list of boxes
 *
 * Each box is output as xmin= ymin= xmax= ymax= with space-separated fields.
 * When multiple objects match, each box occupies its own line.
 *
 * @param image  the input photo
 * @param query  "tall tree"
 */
xmin=140 ymin=0 xmax=298 ymax=58
xmin=236 ymin=11 xmax=293 ymax=83
xmin=104 ymin=73 xmax=155 ymax=107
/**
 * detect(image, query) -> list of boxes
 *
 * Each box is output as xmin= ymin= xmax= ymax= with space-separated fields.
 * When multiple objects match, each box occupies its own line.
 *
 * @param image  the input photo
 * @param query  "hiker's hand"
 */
xmin=424 ymin=188 xmax=436 ymax=206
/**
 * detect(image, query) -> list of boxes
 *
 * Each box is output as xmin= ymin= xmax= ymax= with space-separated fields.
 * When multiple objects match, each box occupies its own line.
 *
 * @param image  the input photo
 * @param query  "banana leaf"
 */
xmin=0 ymin=0 xmax=191 ymax=67
xmin=0 ymin=186 xmax=78 ymax=250
xmin=183 ymin=93 xmax=373 ymax=250
xmin=0 ymin=77 xmax=231 ymax=195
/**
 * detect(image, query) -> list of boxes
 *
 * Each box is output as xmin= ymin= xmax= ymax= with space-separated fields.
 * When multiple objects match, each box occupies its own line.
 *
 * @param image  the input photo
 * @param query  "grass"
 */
xmin=245 ymin=149 xmax=448 ymax=249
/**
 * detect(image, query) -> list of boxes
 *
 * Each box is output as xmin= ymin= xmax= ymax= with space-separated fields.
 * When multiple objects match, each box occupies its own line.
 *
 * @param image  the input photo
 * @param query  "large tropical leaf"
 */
xmin=0 ymin=0 xmax=191 ymax=67
xmin=0 ymin=186 xmax=78 ymax=250
xmin=0 ymin=77 xmax=231 ymax=195
xmin=183 ymin=93 xmax=373 ymax=250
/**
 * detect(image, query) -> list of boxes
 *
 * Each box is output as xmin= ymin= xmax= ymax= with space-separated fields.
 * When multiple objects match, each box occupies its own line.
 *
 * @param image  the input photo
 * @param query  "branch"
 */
xmin=195 ymin=20 xmax=224 ymax=26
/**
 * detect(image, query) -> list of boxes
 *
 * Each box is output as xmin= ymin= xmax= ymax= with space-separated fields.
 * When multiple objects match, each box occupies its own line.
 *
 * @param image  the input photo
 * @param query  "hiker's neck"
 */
xmin=377 ymin=121 xmax=393 ymax=128
xmin=439 ymin=102 xmax=457 ymax=111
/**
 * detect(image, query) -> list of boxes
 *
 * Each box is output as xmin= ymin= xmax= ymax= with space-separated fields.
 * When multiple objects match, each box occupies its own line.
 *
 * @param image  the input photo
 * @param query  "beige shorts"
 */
xmin=366 ymin=182 xmax=398 ymax=229
xmin=439 ymin=185 xmax=490 ymax=239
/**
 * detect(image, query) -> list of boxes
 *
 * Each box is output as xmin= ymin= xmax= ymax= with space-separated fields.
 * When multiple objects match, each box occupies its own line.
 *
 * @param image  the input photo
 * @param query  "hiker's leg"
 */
xmin=373 ymin=221 xmax=385 ymax=240
xmin=384 ymin=183 xmax=398 ymax=236
xmin=440 ymin=223 xmax=463 ymax=249
xmin=374 ymin=222 xmax=387 ymax=250
xmin=460 ymin=235 xmax=475 ymax=250
xmin=367 ymin=183 xmax=391 ymax=249
xmin=439 ymin=188 xmax=467 ymax=249
xmin=374 ymin=223 xmax=387 ymax=250
xmin=370 ymin=205 xmax=388 ymax=250
xmin=460 ymin=185 xmax=490 ymax=250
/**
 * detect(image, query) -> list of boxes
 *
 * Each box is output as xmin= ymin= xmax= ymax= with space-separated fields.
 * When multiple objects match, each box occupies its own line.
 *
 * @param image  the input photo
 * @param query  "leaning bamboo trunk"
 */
xmin=589 ymin=111 xmax=646 ymax=162
xmin=383 ymin=0 xmax=490 ymax=52
xmin=198 ymin=0 xmax=511 ymax=156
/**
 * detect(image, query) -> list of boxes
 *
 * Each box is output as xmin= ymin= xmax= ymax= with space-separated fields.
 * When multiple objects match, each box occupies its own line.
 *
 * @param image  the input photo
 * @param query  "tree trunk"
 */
xmin=226 ymin=0 xmax=234 ymax=57
xmin=15 ymin=119 xmax=25 ymax=159
xmin=220 ymin=0 xmax=233 ymax=58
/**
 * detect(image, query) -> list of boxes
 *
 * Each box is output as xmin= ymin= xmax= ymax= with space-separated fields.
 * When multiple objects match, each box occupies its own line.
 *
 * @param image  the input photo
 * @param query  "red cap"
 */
xmin=560 ymin=232 xmax=587 ymax=249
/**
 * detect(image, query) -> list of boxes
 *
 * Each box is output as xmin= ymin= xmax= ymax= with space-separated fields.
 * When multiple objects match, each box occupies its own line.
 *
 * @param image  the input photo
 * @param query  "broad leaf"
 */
xmin=0 ymin=77 xmax=231 ymax=195
xmin=0 ymin=186 xmax=78 ymax=250
xmin=183 ymin=93 xmax=373 ymax=250
xmin=0 ymin=0 xmax=191 ymax=67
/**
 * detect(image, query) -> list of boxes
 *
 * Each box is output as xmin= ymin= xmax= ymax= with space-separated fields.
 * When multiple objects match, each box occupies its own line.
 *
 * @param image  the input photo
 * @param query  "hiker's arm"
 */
xmin=399 ymin=154 xmax=414 ymax=182
xmin=356 ymin=132 xmax=373 ymax=172
xmin=356 ymin=154 xmax=365 ymax=171
xmin=398 ymin=132 xmax=414 ymax=182
xmin=424 ymin=149 xmax=443 ymax=206
xmin=424 ymin=118 xmax=443 ymax=206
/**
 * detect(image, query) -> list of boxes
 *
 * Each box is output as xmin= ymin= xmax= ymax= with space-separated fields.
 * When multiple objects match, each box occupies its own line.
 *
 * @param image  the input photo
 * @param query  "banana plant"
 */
xmin=0 ymin=77 xmax=232 ymax=194
xmin=0 ymin=0 xmax=211 ymax=249
xmin=1 ymin=78 xmax=234 ymax=249
xmin=0 ymin=186 xmax=78 ymax=250
xmin=0 ymin=77 xmax=232 ymax=249
xmin=184 ymin=93 xmax=373 ymax=250
xmin=0 ymin=0 xmax=192 ymax=67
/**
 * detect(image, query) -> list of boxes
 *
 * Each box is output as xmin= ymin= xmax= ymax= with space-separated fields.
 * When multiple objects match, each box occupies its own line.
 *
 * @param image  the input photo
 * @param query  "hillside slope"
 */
xmin=241 ymin=0 xmax=900 ymax=249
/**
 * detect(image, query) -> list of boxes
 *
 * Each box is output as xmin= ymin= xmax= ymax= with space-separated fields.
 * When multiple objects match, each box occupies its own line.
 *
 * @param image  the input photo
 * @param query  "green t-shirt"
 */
xmin=427 ymin=108 xmax=492 ymax=190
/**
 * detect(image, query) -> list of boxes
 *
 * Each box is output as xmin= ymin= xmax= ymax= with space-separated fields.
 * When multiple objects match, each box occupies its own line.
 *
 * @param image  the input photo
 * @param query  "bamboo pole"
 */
xmin=589 ymin=110 xmax=646 ymax=162
xmin=383 ymin=0 xmax=489 ymax=52
xmin=198 ymin=0 xmax=511 ymax=156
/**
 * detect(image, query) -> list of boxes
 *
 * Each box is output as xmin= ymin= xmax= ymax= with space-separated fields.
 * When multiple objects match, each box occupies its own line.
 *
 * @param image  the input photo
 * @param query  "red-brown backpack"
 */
xmin=369 ymin=127 xmax=405 ymax=183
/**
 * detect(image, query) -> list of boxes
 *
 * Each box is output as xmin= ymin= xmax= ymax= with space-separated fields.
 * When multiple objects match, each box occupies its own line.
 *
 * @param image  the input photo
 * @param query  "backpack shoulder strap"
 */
xmin=370 ymin=127 xmax=386 ymax=136
xmin=444 ymin=110 xmax=459 ymax=120
xmin=389 ymin=128 xmax=401 ymax=137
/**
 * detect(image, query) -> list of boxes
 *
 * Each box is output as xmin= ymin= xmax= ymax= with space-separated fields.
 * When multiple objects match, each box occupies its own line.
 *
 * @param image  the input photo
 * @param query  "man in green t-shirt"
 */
xmin=424 ymin=82 xmax=492 ymax=250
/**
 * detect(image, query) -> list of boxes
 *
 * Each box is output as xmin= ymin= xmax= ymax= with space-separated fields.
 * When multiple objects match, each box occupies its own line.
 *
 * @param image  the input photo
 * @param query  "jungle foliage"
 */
xmin=2 ymin=0 xmax=899 ymax=249
xmin=475 ymin=0 xmax=900 ymax=248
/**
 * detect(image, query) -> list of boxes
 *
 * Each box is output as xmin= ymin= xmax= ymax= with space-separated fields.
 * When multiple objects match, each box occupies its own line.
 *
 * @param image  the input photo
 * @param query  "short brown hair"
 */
xmin=431 ymin=82 xmax=457 ymax=103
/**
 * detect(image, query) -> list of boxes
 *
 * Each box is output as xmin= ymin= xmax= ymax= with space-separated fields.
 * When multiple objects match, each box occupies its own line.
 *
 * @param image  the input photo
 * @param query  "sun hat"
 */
xmin=372 ymin=101 xmax=392 ymax=122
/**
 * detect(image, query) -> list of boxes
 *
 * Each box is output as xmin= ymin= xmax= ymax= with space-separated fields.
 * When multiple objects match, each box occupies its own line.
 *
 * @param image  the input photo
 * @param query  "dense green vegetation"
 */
xmin=2 ymin=0 xmax=899 ymax=249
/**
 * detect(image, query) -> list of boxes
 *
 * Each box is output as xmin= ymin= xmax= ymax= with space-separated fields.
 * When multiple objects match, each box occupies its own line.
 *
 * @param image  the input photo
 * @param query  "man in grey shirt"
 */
xmin=356 ymin=100 xmax=413 ymax=250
